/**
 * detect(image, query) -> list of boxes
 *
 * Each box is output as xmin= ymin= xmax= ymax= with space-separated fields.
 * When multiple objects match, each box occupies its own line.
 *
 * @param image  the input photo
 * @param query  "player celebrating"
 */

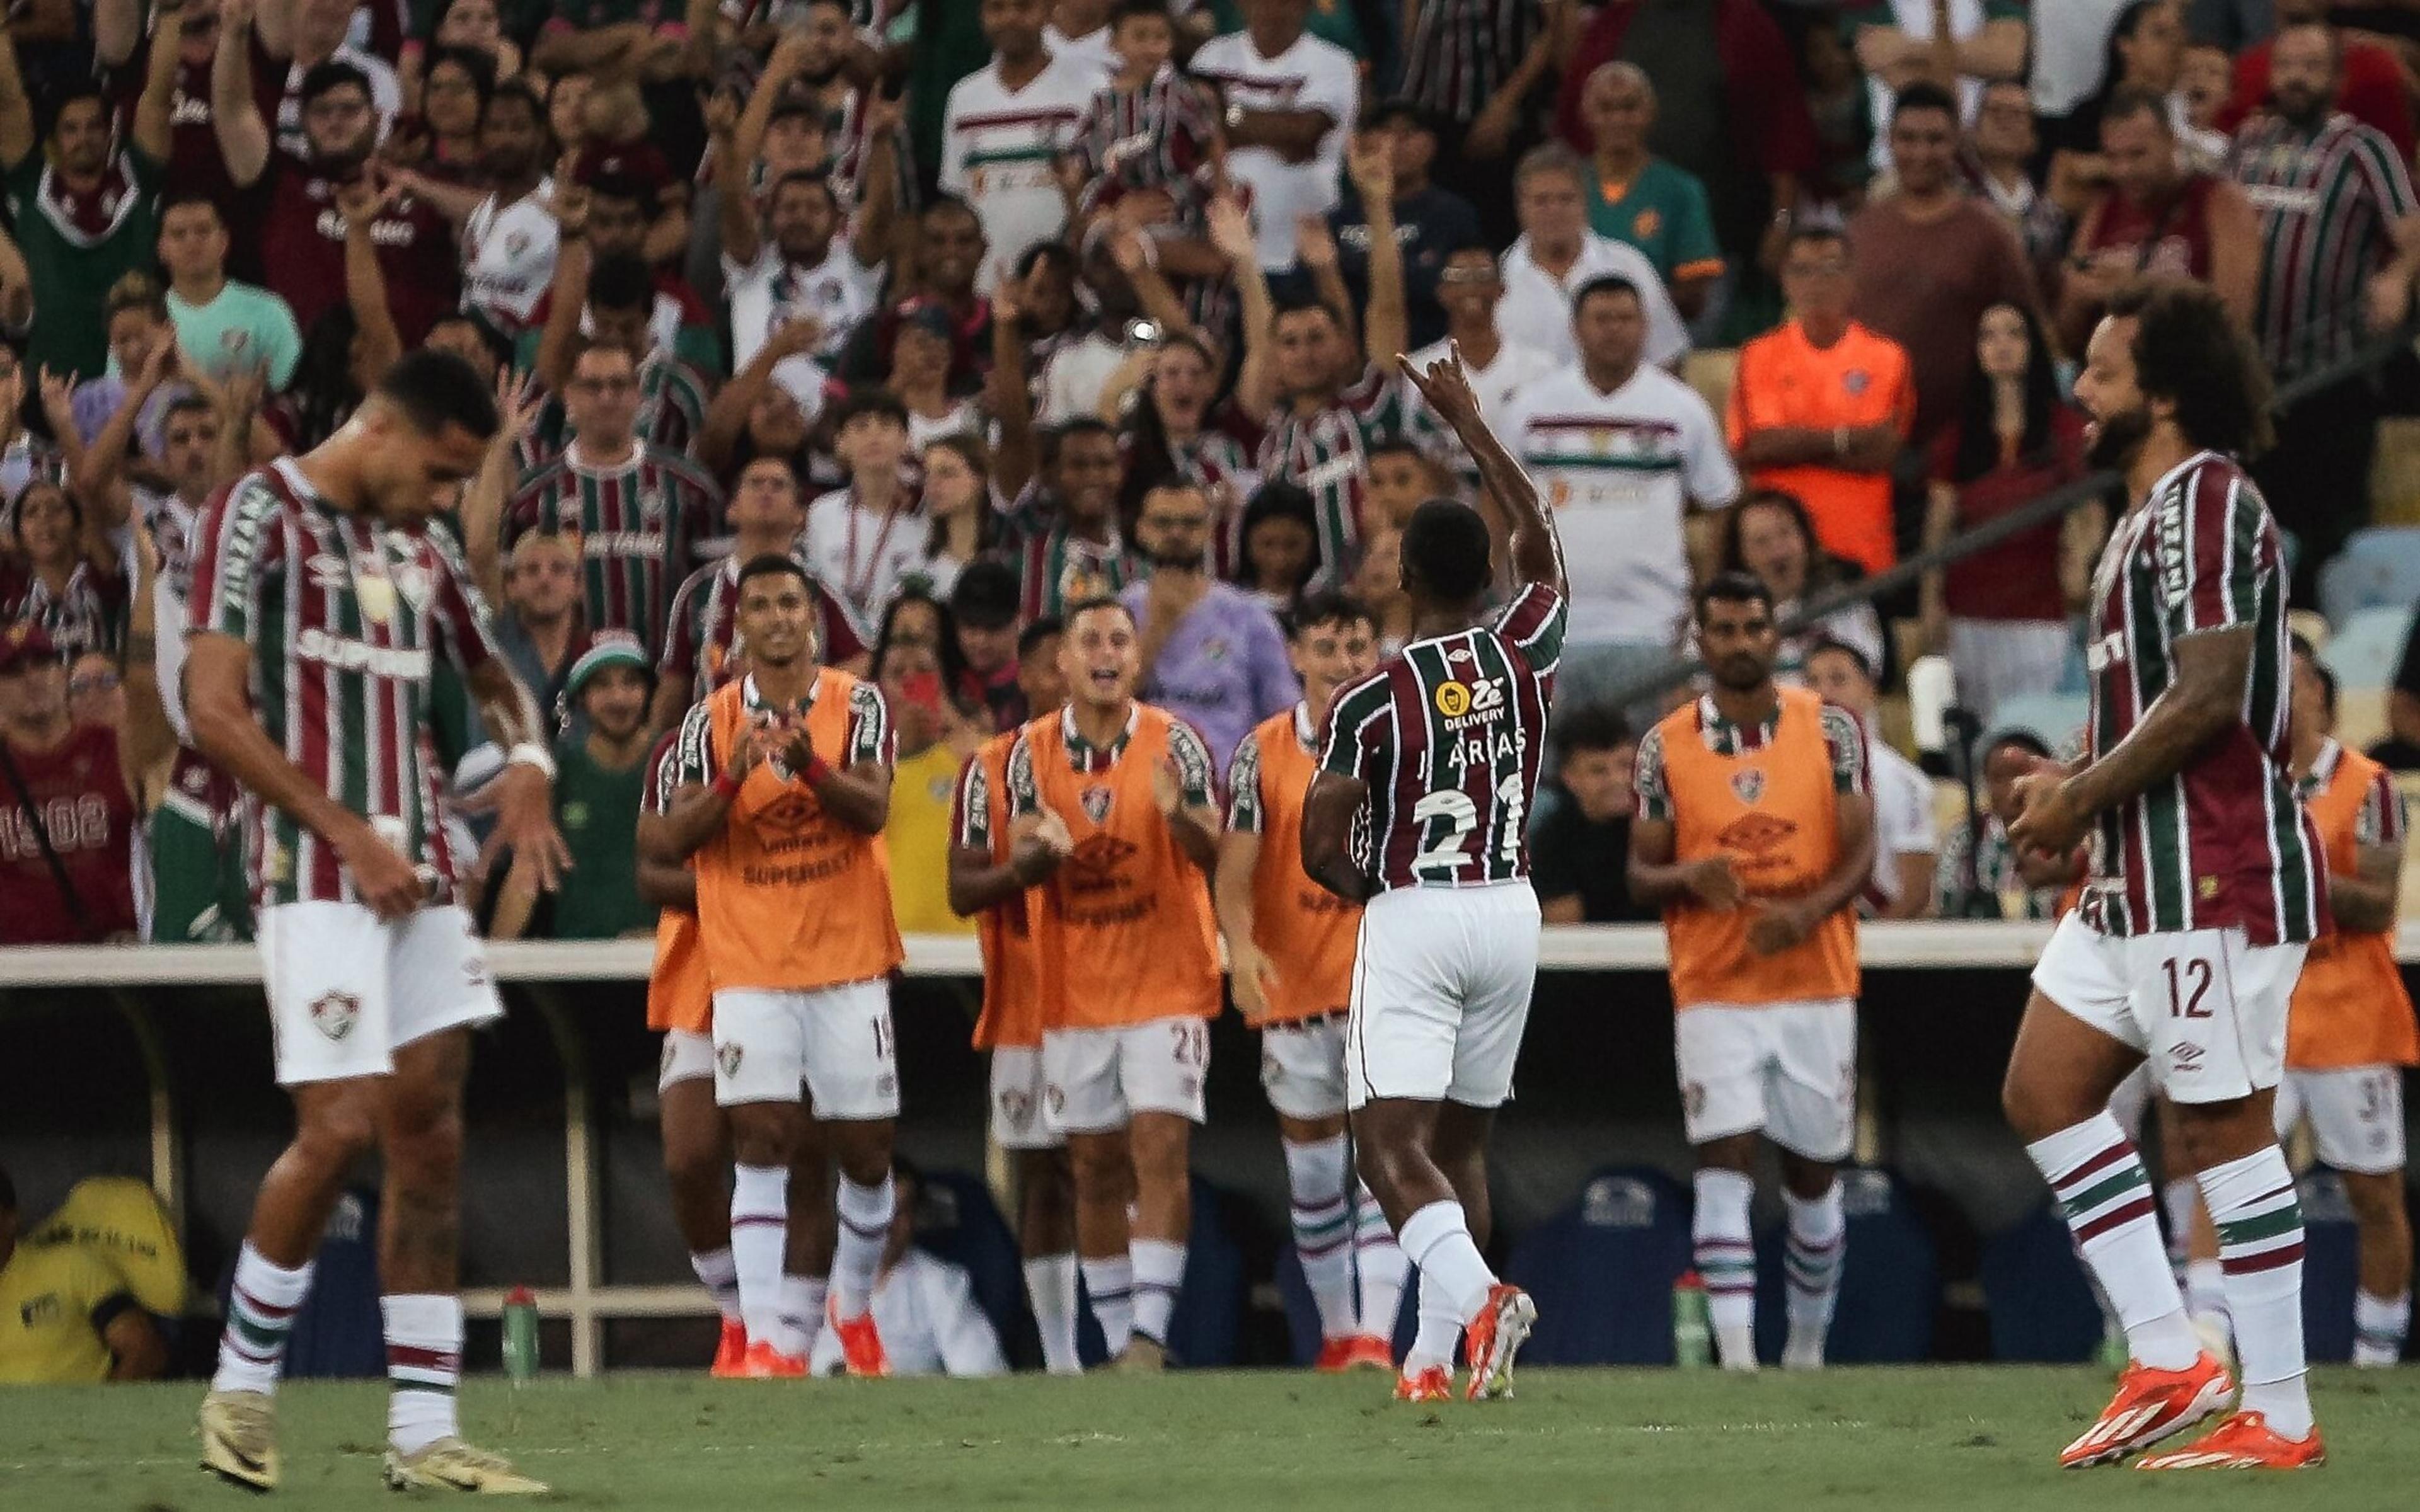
xmin=2004 ymin=280 xmax=2325 ymax=1470
xmin=2278 ymin=635 xmax=2415 ymax=1368
xmin=1006 ymin=597 xmax=1224 ymax=1370
xmin=1217 ymin=592 xmax=1409 ymax=1370
xmin=947 ymin=617 xmax=1088 ymax=1375
xmin=1301 ymin=345 xmax=1567 ymax=1404
xmin=1627 ymin=574 xmax=1876 ymax=1372
xmin=189 ymin=352 xmax=563 ymax=1494
xmin=654 ymin=557 xmax=905 ymax=1378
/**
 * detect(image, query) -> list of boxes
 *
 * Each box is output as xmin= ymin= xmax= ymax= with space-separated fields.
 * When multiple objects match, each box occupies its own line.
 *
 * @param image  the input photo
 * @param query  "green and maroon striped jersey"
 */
xmin=514 ymin=352 xmax=713 ymax=473
xmin=2078 ymin=450 xmax=2322 ymax=943
xmin=1259 ymin=365 xmax=1411 ymax=585
xmin=2228 ymin=113 xmax=2419 ymax=381
xmin=505 ymin=441 xmax=720 ymax=662
xmin=1317 ymin=582 xmax=1567 ymax=892
xmin=187 ymin=458 xmax=505 ymax=910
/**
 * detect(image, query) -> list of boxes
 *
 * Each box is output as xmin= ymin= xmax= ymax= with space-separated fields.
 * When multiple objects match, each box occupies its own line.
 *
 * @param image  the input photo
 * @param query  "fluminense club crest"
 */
xmin=1730 ymin=769 xmax=1765 ymax=804
xmin=311 ymin=990 xmax=360 ymax=1041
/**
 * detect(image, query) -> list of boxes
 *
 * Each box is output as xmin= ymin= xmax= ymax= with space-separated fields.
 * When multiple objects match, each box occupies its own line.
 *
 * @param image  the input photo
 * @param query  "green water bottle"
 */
xmin=502 ymin=1286 xmax=539 ymax=1385
xmin=1673 ymin=1271 xmax=1712 ymax=1368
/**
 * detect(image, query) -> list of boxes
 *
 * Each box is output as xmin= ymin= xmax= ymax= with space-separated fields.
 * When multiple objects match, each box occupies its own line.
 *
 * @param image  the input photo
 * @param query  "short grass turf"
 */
xmin=8 ymin=1366 xmax=2420 ymax=1511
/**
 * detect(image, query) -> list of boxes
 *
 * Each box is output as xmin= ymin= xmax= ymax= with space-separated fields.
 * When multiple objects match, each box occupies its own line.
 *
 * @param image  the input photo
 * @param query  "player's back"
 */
xmin=1321 ymin=582 xmax=1564 ymax=893
xmin=2079 ymin=450 xmax=2321 ymax=943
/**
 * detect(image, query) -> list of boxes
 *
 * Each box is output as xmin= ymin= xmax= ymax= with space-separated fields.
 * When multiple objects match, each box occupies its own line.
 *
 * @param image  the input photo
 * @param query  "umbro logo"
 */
xmin=2167 ymin=1041 xmax=2206 ymax=1071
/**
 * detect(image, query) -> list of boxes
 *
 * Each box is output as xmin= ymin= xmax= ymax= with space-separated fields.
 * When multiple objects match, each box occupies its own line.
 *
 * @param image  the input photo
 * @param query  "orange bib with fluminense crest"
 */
xmin=2288 ymin=743 xmax=2417 ymax=1070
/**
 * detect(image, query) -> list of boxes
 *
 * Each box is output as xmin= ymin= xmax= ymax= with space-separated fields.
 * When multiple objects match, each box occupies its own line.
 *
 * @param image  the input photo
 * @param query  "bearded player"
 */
xmin=1217 ymin=592 xmax=1409 ymax=1370
xmin=2004 ymin=280 xmax=2326 ymax=1470
xmin=1300 ymin=344 xmax=1566 ymax=1404
xmin=189 ymin=352 xmax=564 ymax=1494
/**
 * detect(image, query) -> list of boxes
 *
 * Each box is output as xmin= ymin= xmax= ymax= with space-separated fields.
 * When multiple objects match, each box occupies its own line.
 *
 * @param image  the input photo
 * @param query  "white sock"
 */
xmin=771 ymin=1273 xmax=826 ymax=1359
xmin=1083 ymin=1256 xmax=1135 ymax=1354
xmin=2354 ymin=1290 xmax=2410 ymax=1367
xmin=832 ymin=1173 xmax=895 ymax=1322
xmin=690 ymin=1247 xmax=742 ymax=1326
xmin=1783 ymin=1181 xmax=1845 ymax=1360
xmin=212 ymin=1242 xmax=314 ymax=1395
xmin=2027 ymin=1113 xmax=2198 ymax=1371
xmin=2199 ymin=1146 xmax=2312 ymax=1438
xmin=2185 ymin=1257 xmax=2232 ymax=1336
xmin=1283 ymin=1137 xmax=1356 ymax=1340
xmin=1023 ymin=1254 xmax=1083 ymax=1374
xmin=1404 ymin=1272 xmax=1462 ymax=1375
xmin=1131 ymin=1239 xmax=1186 ymax=1348
xmin=382 ymin=1293 xmax=463 ymax=1457
xmin=1353 ymin=1183 xmax=1409 ymax=1340
xmin=1395 ymin=1200 xmax=1495 ymax=1322
xmin=2160 ymin=1177 xmax=2201 ymax=1263
xmin=1692 ymin=1169 xmax=1757 ymax=1368
xmin=729 ymin=1164 xmax=788 ymax=1345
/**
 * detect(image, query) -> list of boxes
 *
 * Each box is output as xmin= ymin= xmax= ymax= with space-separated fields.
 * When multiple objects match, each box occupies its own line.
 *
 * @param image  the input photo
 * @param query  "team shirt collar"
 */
xmin=2296 ymin=737 xmax=2342 ymax=802
xmin=1695 ymin=692 xmax=1780 ymax=754
xmin=1293 ymin=701 xmax=1318 ymax=750
xmin=1060 ymin=701 xmax=1138 ymax=770
xmin=742 ymin=670 xmax=821 ymax=718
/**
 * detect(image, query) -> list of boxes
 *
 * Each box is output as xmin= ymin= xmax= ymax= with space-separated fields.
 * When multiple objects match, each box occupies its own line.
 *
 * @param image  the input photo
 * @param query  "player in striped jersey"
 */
xmin=2004 ymin=282 xmax=2325 ymax=1470
xmin=1216 ymin=591 xmax=1408 ymax=1371
xmin=187 ymin=353 xmax=562 ymax=1494
xmin=1301 ymin=344 xmax=1565 ymax=1404
xmin=505 ymin=343 xmax=722 ymax=665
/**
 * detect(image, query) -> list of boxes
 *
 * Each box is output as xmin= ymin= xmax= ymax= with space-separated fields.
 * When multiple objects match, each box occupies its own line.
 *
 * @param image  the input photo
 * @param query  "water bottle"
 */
xmin=502 ymin=1286 xmax=540 ymax=1385
xmin=1672 ymin=1271 xmax=1712 ymax=1368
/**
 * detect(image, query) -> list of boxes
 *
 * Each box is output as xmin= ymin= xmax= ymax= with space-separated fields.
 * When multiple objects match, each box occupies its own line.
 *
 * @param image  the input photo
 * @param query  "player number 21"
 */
xmin=2160 ymin=957 xmax=2213 ymax=1019
xmin=1409 ymin=774 xmax=1526 ymax=873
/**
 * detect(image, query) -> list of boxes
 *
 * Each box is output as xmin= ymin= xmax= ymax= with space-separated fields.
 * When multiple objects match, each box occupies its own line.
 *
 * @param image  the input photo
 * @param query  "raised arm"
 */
xmin=463 ymin=372 xmax=542 ymax=607
xmin=1346 ymin=135 xmax=1406 ymax=369
xmin=851 ymin=91 xmax=906 ymax=270
xmin=988 ymin=273 xmax=1040 ymax=500
xmin=336 ymin=178 xmax=403 ymax=378
xmin=212 ymin=0 xmax=270 ymax=188
xmin=94 ymin=0 xmax=143 ymax=67
xmin=698 ymin=318 xmax=821 ymax=476
xmin=534 ymin=175 xmax=591 ymax=394
xmin=119 ymin=515 xmax=179 ymax=806
xmin=705 ymin=88 xmax=763 ymax=271
xmin=131 ymin=0 xmax=185 ymax=164
xmin=1210 ymin=193 xmax=1278 ymax=418
xmin=1398 ymin=343 xmax=1564 ymax=595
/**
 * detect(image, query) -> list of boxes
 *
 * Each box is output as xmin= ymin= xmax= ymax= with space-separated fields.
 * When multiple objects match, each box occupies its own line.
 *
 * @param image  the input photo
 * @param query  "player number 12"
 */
xmin=2160 ymin=957 xmax=2213 ymax=1019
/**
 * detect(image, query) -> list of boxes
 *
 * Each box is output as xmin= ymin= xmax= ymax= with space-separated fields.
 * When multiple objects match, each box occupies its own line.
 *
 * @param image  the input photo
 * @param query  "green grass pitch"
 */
xmin=8 ymin=1367 xmax=2420 ymax=1509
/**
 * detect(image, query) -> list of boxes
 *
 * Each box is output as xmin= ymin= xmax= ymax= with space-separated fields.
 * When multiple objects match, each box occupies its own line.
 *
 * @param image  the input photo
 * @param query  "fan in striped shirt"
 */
xmin=2003 ymin=280 xmax=2327 ymax=1471
xmin=993 ymin=270 xmax=1146 ymax=619
xmin=1218 ymin=137 xmax=1412 ymax=589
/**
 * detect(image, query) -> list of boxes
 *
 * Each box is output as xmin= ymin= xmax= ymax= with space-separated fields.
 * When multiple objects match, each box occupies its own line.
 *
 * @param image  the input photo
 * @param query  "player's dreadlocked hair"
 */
xmin=2105 ymin=279 xmax=2274 ymax=459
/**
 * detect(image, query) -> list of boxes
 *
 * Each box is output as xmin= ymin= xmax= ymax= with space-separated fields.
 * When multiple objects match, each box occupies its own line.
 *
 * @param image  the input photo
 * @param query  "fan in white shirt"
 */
xmin=804 ymin=1166 xmax=1008 ymax=1377
xmin=1804 ymin=638 xmax=1939 ymax=919
xmin=1190 ymin=12 xmax=1358 ymax=270
xmin=1400 ymin=244 xmax=1567 ymax=491
xmin=1044 ymin=0 xmax=1119 ymax=84
xmin=940 ymin=4 xmax=1101 ymax=292
xmin=716 ymin=91 xmax=897 ymax=373
xmin=1497 ymin=146 xmax=1690 ymax=370
xmin=805 ymin=390 xmax=931 ymax=639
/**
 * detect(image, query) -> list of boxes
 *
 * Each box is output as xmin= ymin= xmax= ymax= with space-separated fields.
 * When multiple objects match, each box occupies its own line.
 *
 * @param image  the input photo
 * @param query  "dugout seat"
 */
xmin=913 ymin=1171 xmax=1029 ymax=1369
xmin=1751 ymin=1167 xmax=1939 ymax=1363
xmin=2294 ymin=1170 xmax=2363 ymax=1364
xmin=262 ymin=1187 xmax=385 ymax=1379
xmin=1503 ymin=1166 xmax=1692 ymax=1365
xmin=1978 ymin=1201 xmax=2104 ymax=1363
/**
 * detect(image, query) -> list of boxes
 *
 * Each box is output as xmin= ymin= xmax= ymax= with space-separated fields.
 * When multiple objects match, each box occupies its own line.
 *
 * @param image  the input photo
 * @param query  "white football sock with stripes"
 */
xmin=1283 ymin=1137 xmax=1357 ymax=1341
xmin=212 ymin=1242 xmax=314 ymax=1395
xmin=689 ymin=1246 xmax=742 ymax=1326
xmin=2353 ymin=1290 xmax=2409 ymax=1367
xmin=2027 ymin=1113 xmax=2198 ymax=1371
xmin=1131 ymin=1239 xmax=1186 ymax=1348
xmin=2198 ymin=1146 xmax=2312 ymax=1438
xmin=831 ymin=1173 xmax=894 ymax=1322
xmin=383 ymin=1294 xmax=463 ymax=1457
xmin=1023 ymin=1254 xmax=1083 ymax=1374
xmin=1082 ymin=1255 xmax=1134 ymax=1355
xmin=729 ymin=1164 xmax=788 ymax=1346
xmin=1782 ymin=1181 xmax=1845 ymax=1366
xmin=1692 ymin=1169 xmax=1757 ymax=1370
xmin=771 ymin=1273 xmax=826 ymax=1360
xmin=1354 ymin=1183 xmax=1409 ymax=1341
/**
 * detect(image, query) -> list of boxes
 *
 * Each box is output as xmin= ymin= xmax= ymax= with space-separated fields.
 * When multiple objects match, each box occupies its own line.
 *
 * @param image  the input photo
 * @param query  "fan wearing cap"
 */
xmin=545 ymin=635 xmax=656 ymax=940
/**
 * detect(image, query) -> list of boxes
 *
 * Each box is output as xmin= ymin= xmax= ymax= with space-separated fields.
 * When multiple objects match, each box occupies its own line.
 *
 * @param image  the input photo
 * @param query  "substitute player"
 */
xmin=2005 ymin=280 xmax=2325 ymax=1470
xmin=948 ymin=617 xmax=1088 ymax=1375
xmin=1006 ymin=598 xmax=1224 ymax=1370
xmin=190 ymin=352 xmax=562 ymax=1494
xmin=654 ymin=556 xmax=904 ymax=1378
xmin=1217 ymin=591 xmax=1409 ymax=1370
xmin=1627 ymin=575 xmax=1876 ymax=1373
xmin=2279 ymin=635 xmax=2416 ymax=1367
xmin=1301 ymin=344 xmax=1567 ymax=1404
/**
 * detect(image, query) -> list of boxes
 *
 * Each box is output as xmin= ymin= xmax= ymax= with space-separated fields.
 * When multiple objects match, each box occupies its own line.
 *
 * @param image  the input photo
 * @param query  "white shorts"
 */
xmin=1345 ymin=881 xmax=1540 ymax=1111
xmin=989 ymin=1046 xmax=1063 ymax=1151
xmin=1042 ymin=1018 xmax=1210 ymax=1133
xmin=2276 ymin=1066 xmax=2406 ymax=1174
xmin=1261 ymin=1016 xmax=1349 ymax=1121
xmin=659 ymin=1028 xmax=716 ymax=1091
xmin=2032 ymin=914 xmax=2306 ymax=1104
xmin=260 ymin=901 xmax=502 ymax=1087
xmin=712 ymin=979 xmax=899 ymax=1120
xmin=1674 ymin=999 xmax=1858 ymax=1161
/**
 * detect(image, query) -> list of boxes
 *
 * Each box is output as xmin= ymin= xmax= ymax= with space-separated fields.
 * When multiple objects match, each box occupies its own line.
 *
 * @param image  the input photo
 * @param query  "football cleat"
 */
xmin=2136 ymin=1412 xmax=2325 ymax=1471
xmin=1394 ymin=1365 xmax=1454 ymax=1403
xmin=1113 ymin=1335 xmax=1168 ymax=1373
xmin=199 ymin=1389 xmax=279 ymax=1492
xmin=1461 ymin=1285 xmax=1538 ymax=1402
xmin=710 ymin=1319 xmax=749 ymax=1378
xmin=2059 ymin=1350 xmax=2233 ymax=1468
xmin=739 ymin=1339 xmax=807 ymax=1378
xmin=827 ymin=1298 xmax=892 ymax=1377
xmin=1313 ymin=1337 xmax=1361 ymax=1373
xmin=382 ymin=1437 xmax=550 ymax=1494
xmin=1347 ymin=1334 xmax=1397 ymax=1372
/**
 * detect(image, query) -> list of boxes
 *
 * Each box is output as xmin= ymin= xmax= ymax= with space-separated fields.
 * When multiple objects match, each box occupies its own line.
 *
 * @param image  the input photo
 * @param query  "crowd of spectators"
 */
xmin=2 ymin=0 xmax=2418 ymax=946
